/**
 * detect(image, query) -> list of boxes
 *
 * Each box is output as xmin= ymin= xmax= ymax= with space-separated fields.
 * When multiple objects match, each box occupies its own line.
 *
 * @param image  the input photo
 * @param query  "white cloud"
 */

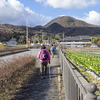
xmin=0 ymin=0 xmax=52 ymax=27
xmin=35 ymin=0 xmax=97 ymax=9
xmin=59 ymin=15 xmax=66 ymax=17
xmin=76 ymin=11 xmax=100 ymax=25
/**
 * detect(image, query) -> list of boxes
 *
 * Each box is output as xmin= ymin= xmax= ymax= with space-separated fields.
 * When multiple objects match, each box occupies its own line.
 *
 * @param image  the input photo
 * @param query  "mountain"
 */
xmin=34 ymin=25 xmax=42 ymax=28
xmin=44 ymin=16 xmax=100 ymax=28
xmin=1 ymin=16 xmax=100 ymax=42
xmin=43 ymin=16 xmax=100 ymax=36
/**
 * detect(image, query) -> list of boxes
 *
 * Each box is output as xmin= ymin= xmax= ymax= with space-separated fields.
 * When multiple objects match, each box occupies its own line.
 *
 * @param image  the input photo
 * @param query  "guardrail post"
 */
xmin=84 ymin=83 xmax=97 ymax=100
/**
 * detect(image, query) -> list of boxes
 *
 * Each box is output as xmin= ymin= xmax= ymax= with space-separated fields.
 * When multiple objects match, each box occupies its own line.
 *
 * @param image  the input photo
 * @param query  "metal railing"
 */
xmin=58 ymin=47 xmax=97 ymax=100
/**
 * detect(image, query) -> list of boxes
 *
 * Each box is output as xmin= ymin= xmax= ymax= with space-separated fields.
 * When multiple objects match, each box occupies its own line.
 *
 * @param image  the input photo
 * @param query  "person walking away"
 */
xmin=50 ymin=44 xmax=55 ymax=58
xmin=53 ymin=45 xmax=56 ymax=55
xmin=37 ymin=45 xmax=50 ymax=79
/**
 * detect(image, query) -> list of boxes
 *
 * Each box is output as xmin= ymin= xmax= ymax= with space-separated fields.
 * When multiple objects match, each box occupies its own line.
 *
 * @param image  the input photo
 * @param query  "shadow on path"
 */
xmin=10 ymin=64 xmax=60 ymax=100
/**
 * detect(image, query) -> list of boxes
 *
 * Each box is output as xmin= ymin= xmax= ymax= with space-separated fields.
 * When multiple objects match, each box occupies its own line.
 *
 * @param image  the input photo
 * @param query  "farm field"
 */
xmin=64 ymin=47 xmax=100 ymax=99
xmin=0 ymin=44 xmax=30 ymax=56
xmin=0 ymin=44 xmax=26 ymax=49
xmin=64 ymin=51 xmax=100 ymax=75
xmin=64 ymin=47 xmax=100 ymax=53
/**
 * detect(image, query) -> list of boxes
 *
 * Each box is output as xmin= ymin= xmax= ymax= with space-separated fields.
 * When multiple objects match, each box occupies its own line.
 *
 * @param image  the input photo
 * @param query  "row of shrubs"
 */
xmin=0 ymin=53 xmax=37 ymax=100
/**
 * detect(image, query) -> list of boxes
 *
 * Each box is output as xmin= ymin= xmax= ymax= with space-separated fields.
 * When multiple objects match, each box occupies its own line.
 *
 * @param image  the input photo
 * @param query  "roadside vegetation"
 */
xmin=0 ymin=53 xmax=37 ymax=100
xmin=0 ymin=44 xmax=26 ymax=49
xmin=0 ymin=44 xmax=28 ymax=56
xmin=91 ymin=37 xmax=100 ymax=45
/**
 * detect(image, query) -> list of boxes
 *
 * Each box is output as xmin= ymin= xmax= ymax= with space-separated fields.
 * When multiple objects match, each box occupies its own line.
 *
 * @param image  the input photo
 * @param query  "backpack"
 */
xmin=50 ymin=46 xmax=55 ymax=51
xmin=40 ymin=49 xmax=48 ymax=60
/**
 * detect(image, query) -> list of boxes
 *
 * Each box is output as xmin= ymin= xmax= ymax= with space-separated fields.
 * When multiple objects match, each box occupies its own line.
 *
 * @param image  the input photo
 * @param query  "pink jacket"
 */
xmin=37 ymin=49 xmax=50 ymax=62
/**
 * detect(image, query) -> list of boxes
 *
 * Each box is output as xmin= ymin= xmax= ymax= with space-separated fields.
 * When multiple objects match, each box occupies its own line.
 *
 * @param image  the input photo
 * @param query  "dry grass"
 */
xmin=0 ymin=44 xmax=26 ymax=49
xmin=0 ymin=54 xmax=37 ymax=100
xmin=78 ymin=66 xmax=100 ymax=98
xmin=0 ymin=44 xmax=28 ymax=55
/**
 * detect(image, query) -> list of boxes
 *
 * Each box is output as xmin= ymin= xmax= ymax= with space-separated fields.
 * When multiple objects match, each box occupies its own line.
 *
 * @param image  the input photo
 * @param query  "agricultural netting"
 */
xmin=64 ymin=51 xmax=100 ymax=75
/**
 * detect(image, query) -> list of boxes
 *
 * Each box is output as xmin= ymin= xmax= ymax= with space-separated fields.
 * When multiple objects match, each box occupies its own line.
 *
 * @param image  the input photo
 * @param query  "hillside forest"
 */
xmin=0 ymin=24 xmax=100 ymax=45
xmin=1 ymin=16 xmax=100 ymax=45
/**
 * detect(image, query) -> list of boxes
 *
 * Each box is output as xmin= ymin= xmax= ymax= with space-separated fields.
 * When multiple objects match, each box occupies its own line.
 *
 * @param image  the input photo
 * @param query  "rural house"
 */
xmin=7 ymin=40 xmax=17 ymax=45
xmin=31 ymin=37 xmax=40 ymax=43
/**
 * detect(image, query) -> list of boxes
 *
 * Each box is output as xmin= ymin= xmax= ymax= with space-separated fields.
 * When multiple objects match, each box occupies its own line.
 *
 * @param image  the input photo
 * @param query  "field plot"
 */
xmin=0 ymin=44 xmax=27 ymax=55
xmin=64 ymin=48 xmax=100 ymax=99
xmin=64 ymin=51 xmax=100 ymax=75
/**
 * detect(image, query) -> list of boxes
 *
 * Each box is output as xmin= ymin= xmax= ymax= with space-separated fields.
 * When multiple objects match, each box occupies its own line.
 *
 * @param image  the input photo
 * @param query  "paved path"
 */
xmin=10 ymin=50 xmax=66 ymax=100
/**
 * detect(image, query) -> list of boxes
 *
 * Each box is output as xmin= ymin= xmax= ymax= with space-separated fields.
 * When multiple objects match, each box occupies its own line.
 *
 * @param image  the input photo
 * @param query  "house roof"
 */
xmin=7 ymin=40 xmax=17 ymax=42
xmin=79 ymin=36 xmax=90 ymax=39
xmin=31 ymin=37 xmax=40 ymax=41
xmin=63 ymin=36 xmax=90 ymax=41
xmin=64 ymin=37 xmax=80 ymax=41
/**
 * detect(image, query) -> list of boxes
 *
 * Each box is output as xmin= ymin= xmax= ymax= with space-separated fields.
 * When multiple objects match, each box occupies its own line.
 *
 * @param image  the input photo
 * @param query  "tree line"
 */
xmin=91 ymin=37 xmax=100 ymax=45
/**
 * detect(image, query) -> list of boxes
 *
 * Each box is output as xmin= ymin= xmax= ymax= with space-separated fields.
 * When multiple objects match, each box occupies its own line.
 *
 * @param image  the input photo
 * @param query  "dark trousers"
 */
xmin=40 ymin=62 xmax=48 ymax=75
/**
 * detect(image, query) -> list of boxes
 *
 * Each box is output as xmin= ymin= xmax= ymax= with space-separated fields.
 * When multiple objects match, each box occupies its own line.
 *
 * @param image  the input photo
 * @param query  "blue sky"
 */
xmin=0 ymin=0 xmax=100 ymax=27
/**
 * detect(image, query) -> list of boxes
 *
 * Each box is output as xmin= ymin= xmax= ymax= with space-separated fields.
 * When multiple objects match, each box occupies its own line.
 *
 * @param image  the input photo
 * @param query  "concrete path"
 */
xmin=10 ymin=50 xmax=66 ymax=100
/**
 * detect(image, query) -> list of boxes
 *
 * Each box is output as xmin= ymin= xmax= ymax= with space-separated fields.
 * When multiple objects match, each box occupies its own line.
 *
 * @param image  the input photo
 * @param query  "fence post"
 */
xmin=84 ymin=83 xmax=97 ymax=100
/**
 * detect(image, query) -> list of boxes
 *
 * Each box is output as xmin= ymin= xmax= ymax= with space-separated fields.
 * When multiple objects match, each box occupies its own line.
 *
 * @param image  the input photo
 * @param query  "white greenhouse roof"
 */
xmin=60 ymin=42 xmax=91 ymax=44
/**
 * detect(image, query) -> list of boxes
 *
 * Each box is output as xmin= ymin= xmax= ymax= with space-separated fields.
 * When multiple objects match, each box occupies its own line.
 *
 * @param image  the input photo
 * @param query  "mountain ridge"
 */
xmin=44 ymin=16 xmax=100 ymax=28
xmin=0 ymin=16 xmax=100 ymax=42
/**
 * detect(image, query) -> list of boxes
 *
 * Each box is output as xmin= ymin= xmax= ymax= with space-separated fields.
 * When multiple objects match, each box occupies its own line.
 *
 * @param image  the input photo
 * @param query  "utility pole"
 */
xmin=20 ymin=37 xmax=21 ymax=44
xmin=63 ymin=32 xmax=64 ymax=49
xmin=42 ymin=32 xmax=44 ymax=44
xmin=26 ymin=19 xmax=29 ymax=48
xmin=48 ymin=36 xmax=49 ymax=44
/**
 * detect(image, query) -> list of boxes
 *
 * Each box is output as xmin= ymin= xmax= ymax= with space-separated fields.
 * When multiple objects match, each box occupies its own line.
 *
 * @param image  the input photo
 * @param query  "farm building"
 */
xmin=61 ymin=36 xmax=91 ymax=42
xmin=60 ymin=36 xmax=91 ymax=47
xmin=7 ymin=40 xmax=17 ymax=45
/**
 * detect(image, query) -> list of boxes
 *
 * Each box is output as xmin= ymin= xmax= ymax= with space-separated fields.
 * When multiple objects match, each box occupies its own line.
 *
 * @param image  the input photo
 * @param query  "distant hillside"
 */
xmin=34 ymin=25 xmax=43 ymax=28
xmin=0 ymin=24 xmax=43 ymax=42
xmin=1 ymin=16 xmax=100 ymax=42
xmin=44 ymin=16 xmax=100 ymax=28
xmin=43 ymin=16 xmax=100 ymax=36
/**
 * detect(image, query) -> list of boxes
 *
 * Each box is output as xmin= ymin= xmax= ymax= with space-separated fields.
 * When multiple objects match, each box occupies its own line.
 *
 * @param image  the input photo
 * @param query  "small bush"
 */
xmin=0 ymin=54 xmax=37 ymax=100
